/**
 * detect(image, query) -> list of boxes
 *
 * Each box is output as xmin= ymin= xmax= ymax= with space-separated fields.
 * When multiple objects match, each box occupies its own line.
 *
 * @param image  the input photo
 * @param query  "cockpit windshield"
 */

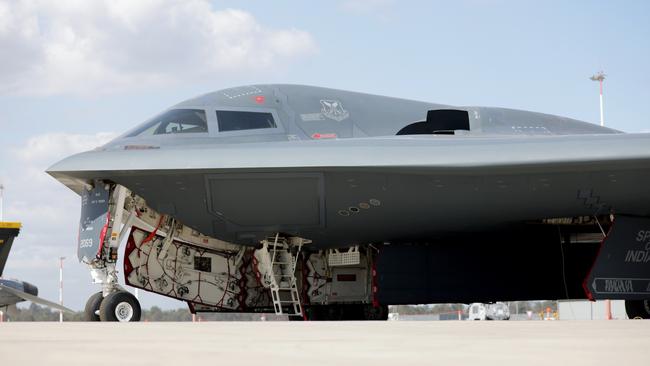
xmin=127 ymin=109 xmax=208 ymax=137
xmin=216 ymin=111 xmax=276 ymax=132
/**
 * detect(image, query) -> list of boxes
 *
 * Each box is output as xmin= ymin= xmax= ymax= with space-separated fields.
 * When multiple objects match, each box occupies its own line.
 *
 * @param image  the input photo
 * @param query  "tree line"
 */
xmin=1 ymin=303 xmax=284 ymax=321
xmin=2 ymin=301 xmax=558 ymax=321
xmin=1 ymin=303 xmax=192 ymax=322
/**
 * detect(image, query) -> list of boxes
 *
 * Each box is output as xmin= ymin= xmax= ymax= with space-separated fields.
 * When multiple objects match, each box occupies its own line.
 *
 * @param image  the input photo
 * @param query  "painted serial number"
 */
xmin=79 ymin=238 xmax=93 ymax=248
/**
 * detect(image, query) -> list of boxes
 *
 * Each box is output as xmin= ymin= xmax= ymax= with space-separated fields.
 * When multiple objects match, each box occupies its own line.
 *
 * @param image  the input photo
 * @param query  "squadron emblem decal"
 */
xmin=320 ymin=99 xmax=349 ymax=121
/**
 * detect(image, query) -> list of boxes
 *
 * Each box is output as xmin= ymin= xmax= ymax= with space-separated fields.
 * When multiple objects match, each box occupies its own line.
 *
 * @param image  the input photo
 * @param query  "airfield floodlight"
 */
xmin=59 ymin=256 xmax=66 ymax=322
xmin=586 ymin=69 xmax=612 ymax=320
xmin=589 ymin=71 xmax=606 ymax=127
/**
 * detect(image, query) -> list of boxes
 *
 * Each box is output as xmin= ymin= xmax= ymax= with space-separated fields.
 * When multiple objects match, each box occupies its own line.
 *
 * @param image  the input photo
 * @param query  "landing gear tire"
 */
xmin=99 ymin=291 xmax=141 ymax=322
xmin=625 ymin=299 xmax=650 ymax=319
xmin=84 ymin=292 xmax=104 ymax=321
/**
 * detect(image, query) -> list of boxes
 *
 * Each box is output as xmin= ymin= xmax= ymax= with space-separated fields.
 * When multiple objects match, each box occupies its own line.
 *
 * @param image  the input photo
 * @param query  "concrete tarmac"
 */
xmin=0 ymin=320 xmax=648 ymax=366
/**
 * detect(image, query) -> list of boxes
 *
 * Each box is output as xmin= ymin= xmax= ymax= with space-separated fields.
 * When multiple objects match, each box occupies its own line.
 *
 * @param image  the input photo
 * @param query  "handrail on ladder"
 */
xmin=270 ymin=232 xmax=280 ymax=268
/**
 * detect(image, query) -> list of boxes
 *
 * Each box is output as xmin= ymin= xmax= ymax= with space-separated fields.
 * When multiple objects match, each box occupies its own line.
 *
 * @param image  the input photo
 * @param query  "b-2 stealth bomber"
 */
xmin=48 ymin=85 xmax=650 ymax=321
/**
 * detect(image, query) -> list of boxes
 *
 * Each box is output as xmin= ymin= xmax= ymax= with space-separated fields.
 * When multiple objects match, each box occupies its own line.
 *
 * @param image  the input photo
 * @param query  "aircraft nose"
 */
xmin=21 ymin=281 xmax=38 ymax=296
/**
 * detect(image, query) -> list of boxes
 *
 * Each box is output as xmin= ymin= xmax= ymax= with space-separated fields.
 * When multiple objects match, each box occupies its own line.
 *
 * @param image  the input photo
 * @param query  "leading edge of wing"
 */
xmin=46 ymin=133 xmax=650 ymax=175
xmin=0 ymin=284 xmax=74 ymax=313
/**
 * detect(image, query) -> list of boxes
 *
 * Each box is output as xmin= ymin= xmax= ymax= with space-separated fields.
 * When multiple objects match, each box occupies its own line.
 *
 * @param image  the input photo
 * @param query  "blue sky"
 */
xmin=0 ymin=0 xmax=648 ymax=310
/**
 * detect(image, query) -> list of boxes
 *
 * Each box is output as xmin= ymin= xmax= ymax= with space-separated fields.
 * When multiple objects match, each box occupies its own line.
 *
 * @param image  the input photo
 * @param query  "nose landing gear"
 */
xmin=83 ymin=290 xmax=142 ymax=322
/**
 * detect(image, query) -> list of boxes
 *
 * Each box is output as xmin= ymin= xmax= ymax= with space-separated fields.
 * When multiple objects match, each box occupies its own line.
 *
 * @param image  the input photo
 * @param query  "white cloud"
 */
xmin=0 ymin=0 xmax=317 ymax=95
xmin=4 ymin=132 xmax=115 ymax=235
xmin=15 ymin=132 xmax=117 ymax=163
xmin=5 ymin=132 xmax=117 ymax=253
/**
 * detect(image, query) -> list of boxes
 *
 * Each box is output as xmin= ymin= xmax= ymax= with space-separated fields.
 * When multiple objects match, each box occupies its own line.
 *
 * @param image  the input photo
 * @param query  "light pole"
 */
xmin=59 ymin=256 xmax=65 ymax=322
xmin=589 ymin=71 xmax=606 ymax=127
xmin=590 ymin=70 xmax=612 ymax=319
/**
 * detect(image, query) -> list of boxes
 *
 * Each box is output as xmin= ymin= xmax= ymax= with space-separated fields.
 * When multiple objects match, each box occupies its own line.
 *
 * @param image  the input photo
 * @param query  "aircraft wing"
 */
xmin=46 ymin=132 xmax=650 ymax=246
xmin=0 ymin=284 xmax=74 ymax=313
xmin=48 ymin=133 xmax=650 ymax=188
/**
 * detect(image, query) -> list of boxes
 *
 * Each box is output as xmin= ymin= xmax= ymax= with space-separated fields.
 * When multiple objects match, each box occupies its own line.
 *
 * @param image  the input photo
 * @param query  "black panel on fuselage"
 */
xmin=206 ymin=173 xmax=324 ymax=231
xmin=376 ymin=228 xmax=599 ymax=304
xmin=397 ymin=110 xmax=470 ymax=135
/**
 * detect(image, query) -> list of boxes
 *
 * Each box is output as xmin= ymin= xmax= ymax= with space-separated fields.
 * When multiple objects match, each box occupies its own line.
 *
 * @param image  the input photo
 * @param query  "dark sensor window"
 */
xmin=216 ymin=111 xmax=276 ymax=132
xmin=127 ymin=109 xmax=208 ymax=137
xmin=194 ymin=256 xmax=212 ymax=272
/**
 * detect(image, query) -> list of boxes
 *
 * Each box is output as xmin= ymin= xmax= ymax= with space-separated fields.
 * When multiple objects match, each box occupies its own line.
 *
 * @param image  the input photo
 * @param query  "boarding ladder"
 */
xmin=262 ymin=234 xmax=303 ymax=318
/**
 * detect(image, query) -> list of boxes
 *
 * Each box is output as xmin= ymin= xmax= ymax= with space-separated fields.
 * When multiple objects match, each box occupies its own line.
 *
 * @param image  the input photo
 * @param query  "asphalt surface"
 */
xmin=0 ymin=320 xmax=648 ymax=365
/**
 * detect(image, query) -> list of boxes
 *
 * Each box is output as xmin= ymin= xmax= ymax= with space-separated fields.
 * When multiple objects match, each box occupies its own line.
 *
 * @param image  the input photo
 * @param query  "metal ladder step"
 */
xmin=263 ymin=233 xmax=304 ymax=317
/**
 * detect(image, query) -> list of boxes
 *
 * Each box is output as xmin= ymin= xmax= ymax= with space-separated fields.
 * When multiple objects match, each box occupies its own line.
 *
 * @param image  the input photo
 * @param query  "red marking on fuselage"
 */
xmin=311 ymin=133 xmax=337 ymax=139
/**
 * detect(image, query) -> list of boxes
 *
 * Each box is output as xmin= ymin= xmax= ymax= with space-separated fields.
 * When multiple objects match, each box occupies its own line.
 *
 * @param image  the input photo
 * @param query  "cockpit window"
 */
xmin=216 ymin=111 xmax=276 ymax=132
xmin=127 ymin=109 xmax=208 ymax=137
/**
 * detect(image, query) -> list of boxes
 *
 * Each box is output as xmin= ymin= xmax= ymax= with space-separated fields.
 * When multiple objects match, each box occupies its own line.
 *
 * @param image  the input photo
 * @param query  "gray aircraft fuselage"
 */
xmin=47 ymin=84 xmax=650 ymax=248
